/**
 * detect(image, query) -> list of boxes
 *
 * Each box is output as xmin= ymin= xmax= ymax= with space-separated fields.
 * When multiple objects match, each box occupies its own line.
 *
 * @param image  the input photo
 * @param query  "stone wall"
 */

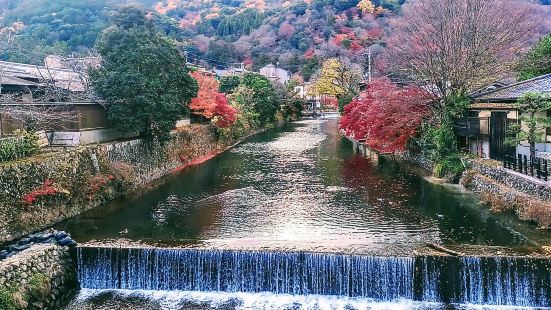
xmin=0 ymin=124 xmax=232 ymax=243
xmin=395 ymin=150 xmax=434 ymax=174
xmin=0 ymin=244 xmax=77 ymax=310
xmin=460 ymin=159 xmax=551 ymax=228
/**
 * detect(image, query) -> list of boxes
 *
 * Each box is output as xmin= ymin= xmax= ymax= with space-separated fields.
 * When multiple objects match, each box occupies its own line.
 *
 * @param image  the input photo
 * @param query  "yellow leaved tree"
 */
xmin=309 ymin=58 xmax=362 ymax=98
xmin=357 ymin=0 xmax=375 ymax=14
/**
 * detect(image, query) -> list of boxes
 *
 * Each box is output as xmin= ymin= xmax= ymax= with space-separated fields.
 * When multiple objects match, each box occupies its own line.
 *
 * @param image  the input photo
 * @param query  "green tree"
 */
xmin=506 ymin=92 xmax=551 ymax=160
xmin=518 ymin=33 xmax=551 ymax=81
xmin=219 ymin=76 xmax=241 ymax=94
xmin=241 ymin=73 xmax=280 ymax=125
xmin=337 ymin=91 xmax=357 ymax=113
xmin=90 ymin=6 xmax=198 ymax=140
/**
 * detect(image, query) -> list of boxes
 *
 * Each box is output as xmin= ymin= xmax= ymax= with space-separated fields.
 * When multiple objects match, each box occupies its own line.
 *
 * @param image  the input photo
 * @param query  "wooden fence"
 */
xmin=504 ymin=154 xmax=549 ymax=181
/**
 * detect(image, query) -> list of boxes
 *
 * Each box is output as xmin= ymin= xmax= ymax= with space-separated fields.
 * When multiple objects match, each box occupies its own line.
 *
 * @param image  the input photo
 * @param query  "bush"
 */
xmin=0 ymin=130 xmax=40 ymax=163
xmin=0 ymin=290 xmax=16 ymax=310
xmin=27 ymin=273 xmax=50 ymax=300
xmin=434 ymin=155 xmax=465 ymax=181
xmin=338 ymin=91 xmax=356 ymax=113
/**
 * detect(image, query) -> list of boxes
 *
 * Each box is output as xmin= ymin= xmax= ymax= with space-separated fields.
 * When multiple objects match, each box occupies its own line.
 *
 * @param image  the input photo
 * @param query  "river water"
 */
xmin=59 ymin=120 xmax=551 ymax=309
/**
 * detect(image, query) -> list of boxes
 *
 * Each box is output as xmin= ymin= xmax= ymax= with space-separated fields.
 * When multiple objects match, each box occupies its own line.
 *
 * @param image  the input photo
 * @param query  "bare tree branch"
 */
xmin=388 ymin=0 xmax=536 ymax=102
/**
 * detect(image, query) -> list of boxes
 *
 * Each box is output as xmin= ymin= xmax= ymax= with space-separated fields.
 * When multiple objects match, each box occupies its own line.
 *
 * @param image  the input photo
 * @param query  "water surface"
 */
xmin=57 ymin=119 xmax=551 ymax=253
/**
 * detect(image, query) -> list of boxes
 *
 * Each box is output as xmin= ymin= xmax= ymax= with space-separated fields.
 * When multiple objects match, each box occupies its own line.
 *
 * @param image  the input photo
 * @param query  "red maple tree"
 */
xmin=339 ymin=78 xmax=432 ymax=154
xmin=190 ymin=72 xmax=238 ymax=128
xmin=212 ymin=93 xmax=237 ymax=128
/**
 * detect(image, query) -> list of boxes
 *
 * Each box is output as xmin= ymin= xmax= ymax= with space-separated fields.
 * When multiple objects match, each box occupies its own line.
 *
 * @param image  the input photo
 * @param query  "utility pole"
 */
xmin=367 ymin=49 xmax=372 ymax=83
xmin=361 ymin=50 xmax=372 ymax=83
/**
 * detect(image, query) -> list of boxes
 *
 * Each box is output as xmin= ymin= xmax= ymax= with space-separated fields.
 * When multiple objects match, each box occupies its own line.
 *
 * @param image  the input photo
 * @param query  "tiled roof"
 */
xmin=468 ymin=102 xmax=517 ymax=110
xmin=0 ymin=75 xmax=38 ymax=86
xmin=474 ymin=74 xmax=551 ymax=101
xmin=0 ymin=60 xmax=86 ymax=92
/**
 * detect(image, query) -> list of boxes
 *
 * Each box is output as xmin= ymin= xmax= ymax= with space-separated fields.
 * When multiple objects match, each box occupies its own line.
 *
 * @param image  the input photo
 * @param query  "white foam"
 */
xmin=71 ymin=289 xmax=549 ymax=310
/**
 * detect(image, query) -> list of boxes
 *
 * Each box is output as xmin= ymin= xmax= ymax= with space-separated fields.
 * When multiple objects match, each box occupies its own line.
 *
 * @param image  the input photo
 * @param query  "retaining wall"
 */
xmin=0 ymin=244 xmax=76 ymax=310
xmin=0 ymin=124 xmax=230 ymax=243
xmin=460 ymin=159 xmax=551 ymax=228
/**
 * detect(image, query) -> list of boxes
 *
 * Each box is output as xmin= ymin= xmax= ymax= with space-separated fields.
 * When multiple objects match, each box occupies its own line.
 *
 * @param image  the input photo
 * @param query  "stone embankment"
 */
xmin=460 ymin=159 xmax=551 ymax=228
xmin=0 ymin=242 xmax=77 ymax=310
xmin=0 ymin=124 xmax=239 ymax=243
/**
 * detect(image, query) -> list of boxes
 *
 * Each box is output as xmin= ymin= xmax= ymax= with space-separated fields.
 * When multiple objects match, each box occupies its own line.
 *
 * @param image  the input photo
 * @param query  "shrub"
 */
xmin=21 ymin=179 xmax=69 ymax=205
xmin=0 ymin=289 xmax=16 ymax=310
xmin=434 ymin=155 xmax=465 ymax=181
xmin=27 ymin=273 xmax=50 ymax=300
xmin=0 ymin=130 xmax=40 ymax=163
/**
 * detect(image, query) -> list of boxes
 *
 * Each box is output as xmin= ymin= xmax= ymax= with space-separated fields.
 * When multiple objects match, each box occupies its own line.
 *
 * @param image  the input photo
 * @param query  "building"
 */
xmin=456 ymin=74 xmax=551 ymax=161
xmin=294 ymin=82 xmax=321 ymax=111
xmin=259 ymin=64 xmax=290 ymax=84
xmin=0 ymin=56 xmax=138 ymax=146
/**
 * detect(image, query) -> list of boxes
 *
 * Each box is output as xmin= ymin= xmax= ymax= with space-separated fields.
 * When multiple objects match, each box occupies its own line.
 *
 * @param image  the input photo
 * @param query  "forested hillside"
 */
xmin=1 ymin=0 xmax=550 ymax=81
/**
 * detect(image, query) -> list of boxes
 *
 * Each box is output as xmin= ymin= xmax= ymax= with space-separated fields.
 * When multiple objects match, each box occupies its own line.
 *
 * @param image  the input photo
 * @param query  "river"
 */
xmin=59 ymin=119 xmax=551 ymax=309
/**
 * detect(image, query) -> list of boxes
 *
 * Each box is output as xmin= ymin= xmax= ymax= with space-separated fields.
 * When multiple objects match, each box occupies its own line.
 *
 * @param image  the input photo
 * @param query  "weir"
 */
xmin=77 ymin=246 xmax=551 ymax=308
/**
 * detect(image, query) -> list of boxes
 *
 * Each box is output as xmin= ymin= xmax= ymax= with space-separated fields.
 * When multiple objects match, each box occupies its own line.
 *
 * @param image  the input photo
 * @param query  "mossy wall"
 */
xmin=0 ymin=244 xmax=76 ymax=310
xmin=0 ymin=124 xmax=231 ymax=243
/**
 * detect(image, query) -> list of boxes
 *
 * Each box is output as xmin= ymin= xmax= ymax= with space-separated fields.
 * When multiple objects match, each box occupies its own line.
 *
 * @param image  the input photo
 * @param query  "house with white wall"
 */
xmin=456 ymin=74 xmax=551 ymax=160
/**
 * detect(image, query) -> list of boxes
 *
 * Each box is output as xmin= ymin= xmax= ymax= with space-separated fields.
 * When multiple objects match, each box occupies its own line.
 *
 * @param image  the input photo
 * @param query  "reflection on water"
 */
xmin=56 ymin=120 xmax=551 ymax=251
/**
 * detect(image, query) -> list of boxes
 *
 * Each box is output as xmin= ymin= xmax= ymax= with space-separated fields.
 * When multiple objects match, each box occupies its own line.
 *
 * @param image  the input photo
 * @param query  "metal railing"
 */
xmin=503 ymin=154 xmax=549 ymax=181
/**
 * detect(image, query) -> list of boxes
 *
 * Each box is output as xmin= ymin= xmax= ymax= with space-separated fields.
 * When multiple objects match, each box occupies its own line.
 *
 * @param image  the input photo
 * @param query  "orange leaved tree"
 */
xmin=190 ymin=71 xmax=238 ymax=128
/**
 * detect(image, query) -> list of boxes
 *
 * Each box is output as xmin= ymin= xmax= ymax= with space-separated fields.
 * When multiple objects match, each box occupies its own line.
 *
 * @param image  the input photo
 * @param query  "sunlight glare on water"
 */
xmin=57 ymin=119 xmax=551 ymax=252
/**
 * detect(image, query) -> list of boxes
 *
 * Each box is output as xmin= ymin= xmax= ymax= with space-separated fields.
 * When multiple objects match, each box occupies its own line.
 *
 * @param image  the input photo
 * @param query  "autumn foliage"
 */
xmin=190 ymin=71 xmax=238 ymax=128
xmin=339 ymin=78 xmax=432 ymax=154
xmin=22 ymin=179 xmax=63 ymax=205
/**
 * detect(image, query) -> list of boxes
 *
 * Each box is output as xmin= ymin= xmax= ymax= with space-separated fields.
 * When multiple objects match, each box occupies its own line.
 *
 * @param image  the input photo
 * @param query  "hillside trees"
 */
xmin=1 ymin=0 xmax=112 ymax=63
xmin=518 ymin=33 xmax=551 ymax=80
xmin=90 ymin=6 xmax=198 ymax=140
xmin=357 ymin=0 xmax=375 ymax=13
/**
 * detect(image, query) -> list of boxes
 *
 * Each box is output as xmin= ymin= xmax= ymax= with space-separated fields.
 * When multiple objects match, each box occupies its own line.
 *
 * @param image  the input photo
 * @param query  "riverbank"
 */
xmin=460 ymin=158 xmax=551 ymax=229
xmin=342 ymin=132 xmax=551 ymax=233
xmin=0 ymin=123 xmax=264 ymax=244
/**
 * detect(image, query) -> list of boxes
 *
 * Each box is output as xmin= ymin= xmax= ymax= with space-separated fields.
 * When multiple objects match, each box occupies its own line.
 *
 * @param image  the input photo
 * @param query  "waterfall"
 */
xmin=76 ymin=247 xmax=551 ymax=307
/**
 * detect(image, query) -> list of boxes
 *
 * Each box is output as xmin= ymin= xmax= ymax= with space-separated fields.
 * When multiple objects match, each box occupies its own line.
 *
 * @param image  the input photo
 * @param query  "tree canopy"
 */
xmin=310 ymin=58 xmax=362 ymax=98
xmin=189 ymin=71 xmax=237 ymax=128
xmin=518 ymin=33 xmax=551 ymax=81
xmin=339 ymin=78 xmax=432 ymax=153
xmin=90 ymin=6 xmax=198 ymax=140
xmin=241 ymin=73 xmax=280 ymax=125
xmin=390 ymin=0 xmax=533 ymax=100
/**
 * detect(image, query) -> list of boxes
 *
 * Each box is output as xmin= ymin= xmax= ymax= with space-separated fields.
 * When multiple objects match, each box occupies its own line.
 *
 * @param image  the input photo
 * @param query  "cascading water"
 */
xmin=76 ymin=246 xmax=551 ymax=308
